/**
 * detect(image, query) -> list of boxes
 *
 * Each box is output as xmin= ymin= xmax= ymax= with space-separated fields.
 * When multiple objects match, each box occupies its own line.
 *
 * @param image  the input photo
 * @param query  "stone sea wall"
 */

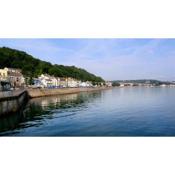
xmin=27 ymin=87 xmax=110 ymax=98
xmin=0 ymin=90 xmax=28 ymax=117
xmin=0 ymin=87 xmax=111 ymax=117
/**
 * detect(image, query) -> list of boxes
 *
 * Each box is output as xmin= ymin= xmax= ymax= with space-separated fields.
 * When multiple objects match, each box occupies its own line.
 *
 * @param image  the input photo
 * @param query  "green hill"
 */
xmin=0 ymin=47 xmax=104 ymax=83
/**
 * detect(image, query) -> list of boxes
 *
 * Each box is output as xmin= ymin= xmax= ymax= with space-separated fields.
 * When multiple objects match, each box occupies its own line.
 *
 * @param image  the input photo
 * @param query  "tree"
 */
xmin=112 ymin=82 xmax=120 ymax=86
xmin=0 ymin=47 xmax=105 ymax=83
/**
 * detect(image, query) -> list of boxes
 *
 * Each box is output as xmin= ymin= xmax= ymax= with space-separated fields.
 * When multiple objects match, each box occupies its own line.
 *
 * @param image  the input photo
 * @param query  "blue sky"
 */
xmin=0 ymin=39 xmax=175 ymax=81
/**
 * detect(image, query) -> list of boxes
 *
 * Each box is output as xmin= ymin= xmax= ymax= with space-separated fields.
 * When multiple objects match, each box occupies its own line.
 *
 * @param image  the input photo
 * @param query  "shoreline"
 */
xmin=0 ymin=87 xmax=112 ymax=117
xmin=27 ymin=87 xmax=112 ymax=98
xmin=1 ymin=85 xmax=174 ymax=117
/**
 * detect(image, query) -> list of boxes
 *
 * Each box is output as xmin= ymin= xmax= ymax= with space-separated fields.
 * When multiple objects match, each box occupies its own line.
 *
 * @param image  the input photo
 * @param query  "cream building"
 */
xmin=0 ymin=67 xmax=25 ymax=87
xmin=67 ymin=77 xmax=79 ymax=88
xmin=105 ymin=81 xmax=112 ymax=87
xmin=79 ymin=81 xmax=93 ymax=87
xmin=60 ymin=77 xmax=68 ymax=87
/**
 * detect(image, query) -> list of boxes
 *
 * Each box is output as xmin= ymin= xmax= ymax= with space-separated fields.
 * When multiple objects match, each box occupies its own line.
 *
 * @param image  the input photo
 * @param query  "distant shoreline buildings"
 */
xmin=112 ymin=80 xmax=175 ymax=87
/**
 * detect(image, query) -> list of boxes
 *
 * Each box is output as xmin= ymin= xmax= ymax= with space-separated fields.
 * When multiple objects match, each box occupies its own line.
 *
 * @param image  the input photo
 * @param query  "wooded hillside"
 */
xmin=0 ymin=47 xmax=104 ymax=82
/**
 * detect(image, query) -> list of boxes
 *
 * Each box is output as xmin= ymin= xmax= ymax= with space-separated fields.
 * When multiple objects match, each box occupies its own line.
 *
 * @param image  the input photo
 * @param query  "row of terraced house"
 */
xmin=0 ymin=67 xmax=104 ymax=91
xmin=33 ymin=74 xmax=93 ymax=88
xmin=0 ymin=67 xmax=112 ymax=91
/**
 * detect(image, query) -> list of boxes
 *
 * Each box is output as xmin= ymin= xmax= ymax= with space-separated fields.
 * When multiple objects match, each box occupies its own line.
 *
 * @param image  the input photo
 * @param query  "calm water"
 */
xmin=1 ymin=87 xmax=175 ymax=136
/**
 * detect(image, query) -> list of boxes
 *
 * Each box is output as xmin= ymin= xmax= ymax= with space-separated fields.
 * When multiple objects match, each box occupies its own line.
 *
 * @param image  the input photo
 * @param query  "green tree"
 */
xmin=0 ymin=47 xmax=105 ymax=83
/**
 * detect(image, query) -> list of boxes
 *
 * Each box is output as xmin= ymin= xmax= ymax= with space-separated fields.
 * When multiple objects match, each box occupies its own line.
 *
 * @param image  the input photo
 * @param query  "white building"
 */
xmin=37 ymin=74 xmax=60 ymax=88
xmin=120 ymin=83 xmax=125 ymax=87
xmin=79 ymin=81 xmax=93 ymax=87
xmin=33 ymin=78 xmax=43 ymax=88
xmin=160 ymin=84 xmax=167 ymax=87
xmin=105 ymin=81 xmax=112 ymax=87
xmin=67 ymin=78 xmax=79 ymax=88
xmin=60 ymin=77 xmax=68 ymax=88
xmin=34 ymin=74 xmax=94 ymax=88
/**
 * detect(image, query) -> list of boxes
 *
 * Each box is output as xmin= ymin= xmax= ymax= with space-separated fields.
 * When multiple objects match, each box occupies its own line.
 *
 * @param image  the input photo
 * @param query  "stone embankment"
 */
xmin=0 ymin=87 xmax=111 ymax=116
xmin=27 ymin=87 xmax=109 ymax=98
xmin=0 ymin=90 xmax=28 ymax=116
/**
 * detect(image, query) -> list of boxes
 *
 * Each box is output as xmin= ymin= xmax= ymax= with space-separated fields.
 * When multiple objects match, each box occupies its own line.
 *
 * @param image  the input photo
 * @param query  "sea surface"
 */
xmin=1 ymin=87 xmax=175 ymax=136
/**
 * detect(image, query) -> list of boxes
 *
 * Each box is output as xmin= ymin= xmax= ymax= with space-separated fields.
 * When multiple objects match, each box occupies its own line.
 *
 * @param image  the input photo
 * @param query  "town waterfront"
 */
xmin=0 ymin=87 xmax=175 ymax=136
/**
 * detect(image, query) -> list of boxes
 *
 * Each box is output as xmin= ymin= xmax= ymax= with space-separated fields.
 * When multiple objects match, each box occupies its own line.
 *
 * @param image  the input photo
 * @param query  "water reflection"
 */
xmin=0 ymin=91 xmax=102 ymax=135
xmin=1 ymin=87 xmax=175 ymax=136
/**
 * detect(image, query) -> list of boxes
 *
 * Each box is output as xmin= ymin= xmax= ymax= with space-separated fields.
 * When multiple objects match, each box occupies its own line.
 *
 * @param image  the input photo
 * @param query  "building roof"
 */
xmin=8 ymin=71 xmax=23 ymax=77
xmin=6 ymin=67 xmax=21 ymax=71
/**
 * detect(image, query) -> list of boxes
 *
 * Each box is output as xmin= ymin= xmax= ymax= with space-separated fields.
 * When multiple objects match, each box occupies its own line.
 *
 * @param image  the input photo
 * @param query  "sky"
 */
xmin=0 ymin=39 xmax=175 ymax=81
